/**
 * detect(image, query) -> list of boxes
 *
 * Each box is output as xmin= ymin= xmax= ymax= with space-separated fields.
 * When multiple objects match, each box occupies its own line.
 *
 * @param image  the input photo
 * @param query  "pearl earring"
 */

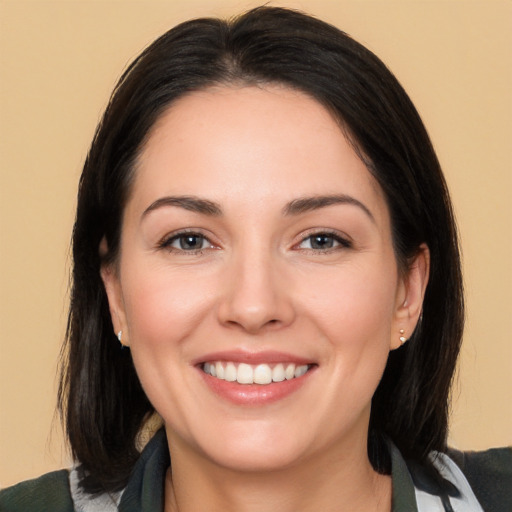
xmin=399 ymin=329 xmax=407 ymax=345
xmin=117 ymin=330 xmax=128 ymax=350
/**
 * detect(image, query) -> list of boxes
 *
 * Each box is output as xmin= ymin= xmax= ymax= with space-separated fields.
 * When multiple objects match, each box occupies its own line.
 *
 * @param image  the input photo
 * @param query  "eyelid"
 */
xmin=156 ymin=228 xmax=352 ymax=253
xmin=292 ymin=229 xmax=353 ymax=251
xmin=157 ymin=228 xmax=218 ymax=252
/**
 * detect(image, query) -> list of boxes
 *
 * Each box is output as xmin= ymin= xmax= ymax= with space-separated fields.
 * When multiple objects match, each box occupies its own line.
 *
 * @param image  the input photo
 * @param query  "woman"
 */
xmin=1 ymin=6 xmax=509 ymax=512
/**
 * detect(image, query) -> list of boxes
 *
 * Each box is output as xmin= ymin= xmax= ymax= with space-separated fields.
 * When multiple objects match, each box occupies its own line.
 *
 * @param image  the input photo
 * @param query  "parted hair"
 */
xmin=58 ymin=6 xmax=464 ymax=494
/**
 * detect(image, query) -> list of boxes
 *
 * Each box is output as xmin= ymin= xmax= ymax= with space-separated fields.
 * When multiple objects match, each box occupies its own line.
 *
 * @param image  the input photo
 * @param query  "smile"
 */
xmin=202 ymin=361 xmax=311 ymax=385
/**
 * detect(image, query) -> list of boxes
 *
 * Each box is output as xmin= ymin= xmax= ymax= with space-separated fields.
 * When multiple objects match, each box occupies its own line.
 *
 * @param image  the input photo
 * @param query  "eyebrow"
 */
xmin=142 ymin=196 xmax=223 ymax=218
xmin=141 ymin=193 xmax=374 ymax=223
xmin=283 ymin=194 xmax=375 ymax=223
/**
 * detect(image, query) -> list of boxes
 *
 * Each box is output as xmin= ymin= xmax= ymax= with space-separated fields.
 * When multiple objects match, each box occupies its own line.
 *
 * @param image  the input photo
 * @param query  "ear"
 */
xmin=100 ymin=238 xmax=130 ymax=347
xmin=390 ymin=243 xmax=430 ymax=350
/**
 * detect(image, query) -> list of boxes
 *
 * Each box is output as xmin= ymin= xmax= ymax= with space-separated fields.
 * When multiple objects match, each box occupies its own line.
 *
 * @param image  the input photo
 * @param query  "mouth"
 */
xmin=202 ymin=361 xmax=311 ymax=385
xmin=195 ymin=351 xmax=317 ymax=405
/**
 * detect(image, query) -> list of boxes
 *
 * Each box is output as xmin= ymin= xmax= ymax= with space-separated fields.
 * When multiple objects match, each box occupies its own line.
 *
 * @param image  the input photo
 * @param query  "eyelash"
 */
xmin=157 ymin=229 xmax=352 ymax=255
xmin=295 ymin=230 xmax=352 ymax=253
xmin=158 ymin=230 xmax=214 ymax=254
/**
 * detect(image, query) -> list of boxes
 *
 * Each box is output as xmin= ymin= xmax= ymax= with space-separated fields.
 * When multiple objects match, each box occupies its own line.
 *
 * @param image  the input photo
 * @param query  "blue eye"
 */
xmin=162 ymin=232 xmax=212 ymax=252
xmin=298 ymin=233 xmax=350 ymax=251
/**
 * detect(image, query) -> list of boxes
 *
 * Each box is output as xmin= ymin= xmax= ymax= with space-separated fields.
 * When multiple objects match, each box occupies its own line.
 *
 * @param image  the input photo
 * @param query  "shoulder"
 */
xmin=0 ymin=469 xmax=74 ymax=512
xmin=448 ymin=446 xmax=512 ymax=512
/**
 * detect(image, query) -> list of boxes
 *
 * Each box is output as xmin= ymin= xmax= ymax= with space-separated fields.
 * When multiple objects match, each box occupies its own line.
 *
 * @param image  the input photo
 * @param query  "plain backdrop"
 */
xmin=0 ymin=0 xmax=511 ymax=487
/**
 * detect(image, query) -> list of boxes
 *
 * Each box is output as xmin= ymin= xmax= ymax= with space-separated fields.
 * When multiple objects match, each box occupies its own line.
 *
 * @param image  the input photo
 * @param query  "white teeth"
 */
xmin=285 ymin=363 xmax=295 ymax=380
xmin=272 ymin=363 xmax=285 ymax=382
xmin=225 ymin=362 xmax=237 ymax=382
xmin=215 ymin=361 xmax=224 ymax=379
xmin=294 ymin=365 xmax=308 ymax=378
xmin=237 ymin=363 xmax=253 ymax=384
xmin=254 ymin=364 xmax=272 ymax=384
xmin=203 ymin=361 xmax=311 ymax=385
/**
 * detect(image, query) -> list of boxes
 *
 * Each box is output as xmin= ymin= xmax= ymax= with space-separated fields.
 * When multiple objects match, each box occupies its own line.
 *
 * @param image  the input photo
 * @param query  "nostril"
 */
xmin=264 ymin=318 xmax=281 ymax=328
xmin=224 ymin=317 xmax=281 ymax=334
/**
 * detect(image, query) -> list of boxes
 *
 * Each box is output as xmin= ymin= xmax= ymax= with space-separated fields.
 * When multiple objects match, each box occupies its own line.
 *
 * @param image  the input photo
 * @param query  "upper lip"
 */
xmin=192 ymin=349 xmax=315 ymax=366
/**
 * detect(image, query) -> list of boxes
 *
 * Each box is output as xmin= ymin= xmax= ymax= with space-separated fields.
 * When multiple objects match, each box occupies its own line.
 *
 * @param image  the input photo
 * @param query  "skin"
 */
xmin=102 ymin=85 xmax=429 ymax=512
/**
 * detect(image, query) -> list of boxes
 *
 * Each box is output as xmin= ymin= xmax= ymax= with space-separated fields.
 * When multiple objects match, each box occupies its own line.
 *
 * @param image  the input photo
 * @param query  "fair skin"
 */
xmin=102 ymin=85 xmax=429 ymax=512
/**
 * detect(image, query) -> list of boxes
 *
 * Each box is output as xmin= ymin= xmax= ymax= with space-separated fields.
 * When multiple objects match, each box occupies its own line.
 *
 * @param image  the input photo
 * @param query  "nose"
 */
xmin=217 ymin=250 xmax=296 ymax=334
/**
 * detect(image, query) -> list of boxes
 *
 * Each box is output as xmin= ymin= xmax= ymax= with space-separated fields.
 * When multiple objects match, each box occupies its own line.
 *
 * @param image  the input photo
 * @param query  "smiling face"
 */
xmin=102 ymin=85 xmax=428 ymax=473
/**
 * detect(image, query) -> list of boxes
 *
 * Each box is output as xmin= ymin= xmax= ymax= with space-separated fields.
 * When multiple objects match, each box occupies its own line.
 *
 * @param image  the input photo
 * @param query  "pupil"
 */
xmin=180 ymin=235 xmax=202 ymax=250
xmin=311 ymin=235 xmax=333 ymax=249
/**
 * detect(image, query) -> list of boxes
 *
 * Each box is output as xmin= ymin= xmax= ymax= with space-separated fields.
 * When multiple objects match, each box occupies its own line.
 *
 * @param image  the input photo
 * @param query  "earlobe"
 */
xmin=391 ymin=244 xmax=430 ymax=350
xmin=100 ymin=255 xmax=129 ymax=347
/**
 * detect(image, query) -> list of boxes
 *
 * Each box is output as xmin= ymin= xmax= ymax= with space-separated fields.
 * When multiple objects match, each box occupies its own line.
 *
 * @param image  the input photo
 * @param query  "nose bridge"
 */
xmin=218 ymin=237 xmax=294 ymax=332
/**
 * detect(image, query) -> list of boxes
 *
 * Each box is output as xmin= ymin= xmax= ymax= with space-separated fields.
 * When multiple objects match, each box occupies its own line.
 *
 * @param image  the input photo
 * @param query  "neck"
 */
xmin=164 ymin=431 xmax=391 ymax=512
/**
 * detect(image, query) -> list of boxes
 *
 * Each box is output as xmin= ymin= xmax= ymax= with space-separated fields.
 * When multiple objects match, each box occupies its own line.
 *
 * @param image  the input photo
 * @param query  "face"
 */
xmin=103 ymin=86 xmax=427 ymax=473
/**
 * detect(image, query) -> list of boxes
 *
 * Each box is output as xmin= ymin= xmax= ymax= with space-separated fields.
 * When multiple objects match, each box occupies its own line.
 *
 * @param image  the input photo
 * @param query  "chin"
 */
xmin=190 ymin=421 xmax=315 ymax=473
xmin=208 ymin=444 xmax=306 ymax=474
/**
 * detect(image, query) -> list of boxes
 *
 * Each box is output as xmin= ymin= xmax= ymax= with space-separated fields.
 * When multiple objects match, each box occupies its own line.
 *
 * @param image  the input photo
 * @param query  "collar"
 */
xmin=388 ymin=442 xmax=419 ymax=511
xmin=119 ymin=429 xmax=170 ymax=511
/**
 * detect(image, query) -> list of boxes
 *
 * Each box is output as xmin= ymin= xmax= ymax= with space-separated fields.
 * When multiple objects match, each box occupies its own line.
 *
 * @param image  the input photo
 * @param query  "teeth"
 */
xmin=294 ymin=365 xmax=308 ymax=378
xmin=271 ymin=363 xmax=285 ymax=382
xmin=203 ymin=361 xmax=310 ymax=385
xmin=237 ymin=363 xmax=253 ymax=384
xmin=225 ymin=362 xmax=237 ymax=382
xmin=285 ymin=363 xmax=295 ymax=380
xmin=254 ymin=364 xmax=272 ymax=384
xmin=215 ymin=362 xmax=224 ymax=379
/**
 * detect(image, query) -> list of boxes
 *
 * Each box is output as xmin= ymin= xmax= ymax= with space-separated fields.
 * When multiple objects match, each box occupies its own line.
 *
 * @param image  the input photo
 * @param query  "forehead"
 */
xmin=131 ymin=85 xmax=388 ymax=222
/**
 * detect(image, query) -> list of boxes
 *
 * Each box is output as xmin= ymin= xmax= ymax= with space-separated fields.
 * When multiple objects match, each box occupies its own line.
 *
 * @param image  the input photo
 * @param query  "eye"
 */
xmin=160 ymin=232 xmax=213 ymax=252
xmin=297 ymin=232 xmax=351 ymax=251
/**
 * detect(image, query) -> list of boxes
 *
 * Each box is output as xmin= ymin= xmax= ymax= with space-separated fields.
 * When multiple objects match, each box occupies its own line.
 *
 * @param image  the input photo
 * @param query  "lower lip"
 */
xmin=198 ymin=368 xmax=315 ymax=405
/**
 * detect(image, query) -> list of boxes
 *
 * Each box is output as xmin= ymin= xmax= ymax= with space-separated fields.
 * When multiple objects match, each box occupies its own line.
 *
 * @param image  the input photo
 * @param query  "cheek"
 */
xmin=295 ymin=258 xmax=398 ymax=404
xmin=121 ymin=264 xmax=217 ymax=349
xmin=119 ymin=265 xmax=220 ymax=425
xmin=297 ymin=259 xmax=398 ymax=343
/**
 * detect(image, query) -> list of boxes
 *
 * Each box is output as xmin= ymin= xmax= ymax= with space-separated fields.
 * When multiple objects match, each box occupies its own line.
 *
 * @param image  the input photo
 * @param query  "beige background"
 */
xmin=0 ymin=0 xmax=510 ymax=488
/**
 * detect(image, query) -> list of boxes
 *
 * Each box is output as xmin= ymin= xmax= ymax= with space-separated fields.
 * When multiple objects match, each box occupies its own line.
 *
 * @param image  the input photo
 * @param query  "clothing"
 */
xmin=1 ymin=430 xmax=510 ymax=512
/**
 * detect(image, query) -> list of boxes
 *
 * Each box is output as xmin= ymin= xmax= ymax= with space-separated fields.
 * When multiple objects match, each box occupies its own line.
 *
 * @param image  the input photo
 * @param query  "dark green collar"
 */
xmin=120 ymin=429 xmax=169 ymax=511
xmin=388 ymin=442 xmax=418 ymax=511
